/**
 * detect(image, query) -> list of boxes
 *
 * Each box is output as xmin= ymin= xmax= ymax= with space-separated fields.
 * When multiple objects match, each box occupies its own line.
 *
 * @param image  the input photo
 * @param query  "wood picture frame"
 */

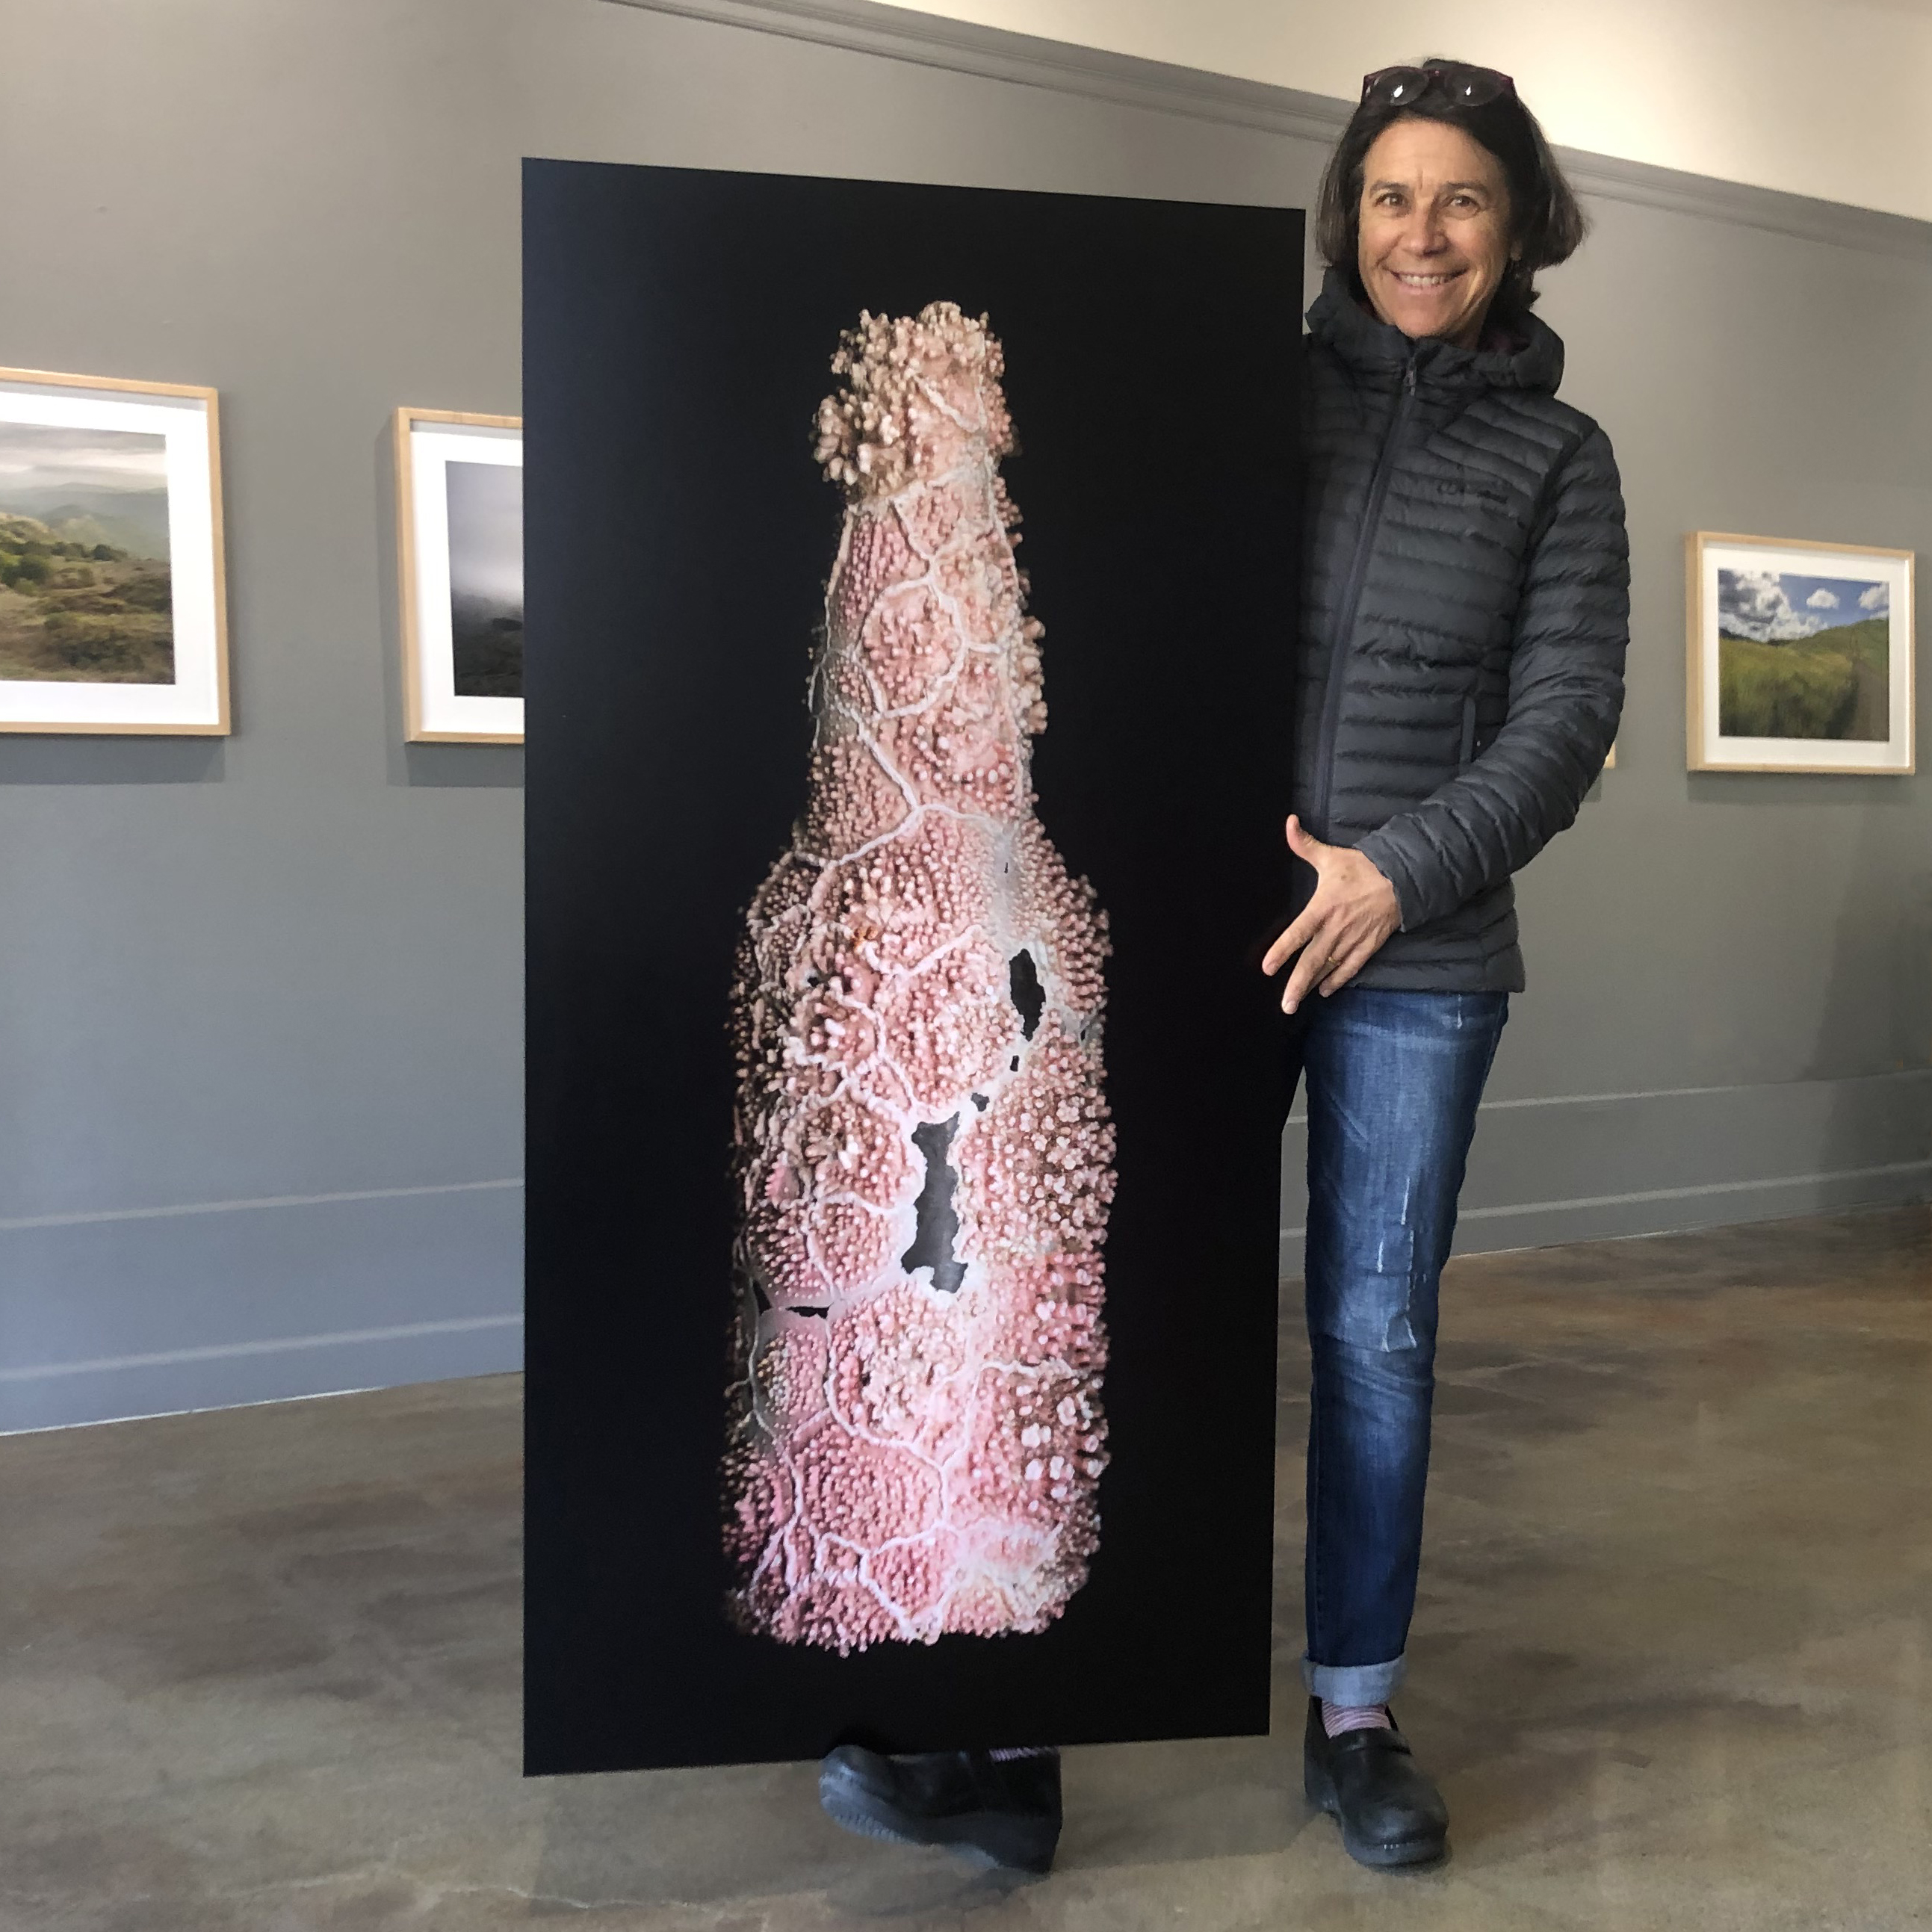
xmin=395 ymin=406 xmax=523 ymax=743
xmin=0 ymin=367 xmax=229 ymax=736
xmin=1688 ymin=530 xmax=1916 ymax=775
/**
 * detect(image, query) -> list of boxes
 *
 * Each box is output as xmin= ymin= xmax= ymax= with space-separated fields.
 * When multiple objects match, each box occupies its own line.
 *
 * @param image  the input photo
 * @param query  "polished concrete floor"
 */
xmin=4 ymin=1206 xmax=1930 ymax=1930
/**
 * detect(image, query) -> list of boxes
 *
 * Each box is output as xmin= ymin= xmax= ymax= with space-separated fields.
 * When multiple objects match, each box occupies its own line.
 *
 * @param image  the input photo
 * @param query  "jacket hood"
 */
xmin=1306 ymin=267 xmax=1565 ymax=396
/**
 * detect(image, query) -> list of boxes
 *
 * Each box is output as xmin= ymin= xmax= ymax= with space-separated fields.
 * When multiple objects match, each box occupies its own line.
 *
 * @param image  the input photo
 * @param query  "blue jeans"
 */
xmin=1284 ymin=987 xmax=1508 ymax=1708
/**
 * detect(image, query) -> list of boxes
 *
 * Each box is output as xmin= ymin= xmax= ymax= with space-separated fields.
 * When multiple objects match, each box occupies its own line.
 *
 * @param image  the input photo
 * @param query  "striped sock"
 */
xmin=1322 ymin=1701 xmax=1393 ymax=1738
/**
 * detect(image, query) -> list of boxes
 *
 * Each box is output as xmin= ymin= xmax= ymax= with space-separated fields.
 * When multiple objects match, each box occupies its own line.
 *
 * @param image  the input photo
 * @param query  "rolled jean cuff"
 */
xmin=1303 ymin=1652 xmax=1406 ymax=1706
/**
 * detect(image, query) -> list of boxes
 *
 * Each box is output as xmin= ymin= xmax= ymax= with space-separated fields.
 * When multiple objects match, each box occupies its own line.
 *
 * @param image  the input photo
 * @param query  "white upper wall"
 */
xmin=873 ymin=0 xmax=1932 ymax=221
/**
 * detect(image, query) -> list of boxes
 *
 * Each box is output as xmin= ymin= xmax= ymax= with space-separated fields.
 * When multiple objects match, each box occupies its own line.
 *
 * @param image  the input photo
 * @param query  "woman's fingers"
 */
xmin=1287 ymin=911 xmax=1383 ymax=1009
xmin=1280 ymin=918 xmax=1345 ymax=1012
xmin=1262 ymin=908 xmax=1317 ymax=976
xmin=1269 ymin=838 xmax=1401 ymax=1008
xmin=1317 ymin=942 xmax=1372 ymax=997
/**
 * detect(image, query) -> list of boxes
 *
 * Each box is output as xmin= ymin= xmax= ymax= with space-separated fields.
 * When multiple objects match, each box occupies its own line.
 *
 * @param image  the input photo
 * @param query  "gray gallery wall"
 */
xmin=2 ymin=0 xmax=1928 ymax=1431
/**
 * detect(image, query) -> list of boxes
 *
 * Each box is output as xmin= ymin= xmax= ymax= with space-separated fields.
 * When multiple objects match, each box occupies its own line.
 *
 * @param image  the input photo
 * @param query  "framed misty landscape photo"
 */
xmin=394 ymin=407 xmax=522 ymax=743
xmin=1688 ymin=531 xmax=1915 ymax=774
xmin=0 ymin=369 xmax=227 ymax=736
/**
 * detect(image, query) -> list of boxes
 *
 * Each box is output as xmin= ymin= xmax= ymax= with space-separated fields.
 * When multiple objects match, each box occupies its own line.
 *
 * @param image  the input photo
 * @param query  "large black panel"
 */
xmin=524 ymin=160 xmax=1302 ymax=1772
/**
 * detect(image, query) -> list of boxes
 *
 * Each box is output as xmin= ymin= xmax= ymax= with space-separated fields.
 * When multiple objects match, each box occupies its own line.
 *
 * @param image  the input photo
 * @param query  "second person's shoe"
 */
xmin=818 ymin=1744 xmax=1061 ymax=1873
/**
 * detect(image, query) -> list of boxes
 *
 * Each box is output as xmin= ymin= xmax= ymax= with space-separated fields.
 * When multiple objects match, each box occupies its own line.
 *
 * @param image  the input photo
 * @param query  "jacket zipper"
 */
xmin=1307 ymin=350 xmax=1419 ymax=841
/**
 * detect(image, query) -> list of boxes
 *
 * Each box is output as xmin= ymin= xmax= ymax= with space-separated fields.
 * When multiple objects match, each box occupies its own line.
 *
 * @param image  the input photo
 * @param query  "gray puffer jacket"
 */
xmin=1294 ymin=270 xmax=1629 ymax=992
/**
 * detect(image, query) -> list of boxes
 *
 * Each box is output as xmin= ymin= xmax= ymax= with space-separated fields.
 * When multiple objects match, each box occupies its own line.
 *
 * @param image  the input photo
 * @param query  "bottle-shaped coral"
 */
xmin=724 ymin=303 xmax=1115 ymax=1653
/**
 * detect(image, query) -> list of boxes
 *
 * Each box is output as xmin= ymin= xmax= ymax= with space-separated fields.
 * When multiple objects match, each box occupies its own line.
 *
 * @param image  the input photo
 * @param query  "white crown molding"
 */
xmin=619 ymin=0 xmax=1353 ymax=143
xmin=610 ymin=0 xmax=1932 ymax=256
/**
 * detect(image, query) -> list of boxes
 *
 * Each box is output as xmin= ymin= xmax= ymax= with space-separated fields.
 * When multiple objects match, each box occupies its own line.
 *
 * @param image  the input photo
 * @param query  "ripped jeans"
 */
xmin=1284 ymin=987 xmax=1508 ymax=1709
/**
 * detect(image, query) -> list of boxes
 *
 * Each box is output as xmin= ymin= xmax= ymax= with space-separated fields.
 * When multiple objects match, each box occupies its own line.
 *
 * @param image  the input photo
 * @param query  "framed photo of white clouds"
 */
xmin=396 ymin=407 xmax=523 ymax=743
xmin=0 ymin=368 xmax=228 ymax=736
xmin=1688 ymin=532 xmax=1915 ymax=774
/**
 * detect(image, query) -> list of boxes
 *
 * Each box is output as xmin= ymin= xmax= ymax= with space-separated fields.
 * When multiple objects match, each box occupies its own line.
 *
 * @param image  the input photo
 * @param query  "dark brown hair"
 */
xmin=1315 ymin=61 xmax=1587 ymax=318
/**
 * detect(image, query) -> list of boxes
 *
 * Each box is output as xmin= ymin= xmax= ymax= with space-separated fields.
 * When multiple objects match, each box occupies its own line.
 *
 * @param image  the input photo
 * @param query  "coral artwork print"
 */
xmin=723 ymin=303 xmax=1115 ymax=1653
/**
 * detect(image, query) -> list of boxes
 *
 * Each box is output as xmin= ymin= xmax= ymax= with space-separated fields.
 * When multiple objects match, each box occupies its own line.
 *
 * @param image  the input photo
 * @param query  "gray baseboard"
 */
xmin=1279 ymin=1071 xmax=1931 ymax=1276
xmin=0 ymin=1183 xmax=524 ymax=1433
xmin=10 ymin=1074 xmax=1922 ymax=1429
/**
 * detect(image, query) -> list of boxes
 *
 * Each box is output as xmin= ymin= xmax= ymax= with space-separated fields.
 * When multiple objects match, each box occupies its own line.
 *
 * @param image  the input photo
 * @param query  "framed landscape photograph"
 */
xmin=395 ymin=407 xmax=523 ymax=743
xmin=0 ymin=368 xmax=227 ymax=736
xmin=1688 ymin=531 xmax=1915 ymax=774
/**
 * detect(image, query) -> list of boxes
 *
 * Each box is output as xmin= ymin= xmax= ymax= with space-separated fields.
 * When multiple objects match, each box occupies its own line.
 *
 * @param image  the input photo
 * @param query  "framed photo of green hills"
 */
xmin=1688 ymin=532 xmax=1915 ymax=775
xmin=0 ymin=368 xmax=228 ymax=735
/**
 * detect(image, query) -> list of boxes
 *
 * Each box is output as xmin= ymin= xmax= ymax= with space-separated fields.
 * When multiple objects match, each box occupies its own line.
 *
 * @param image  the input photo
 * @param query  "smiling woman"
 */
xmin=1354 ymin=119 xmax=1510 ymax=345
xmin=1316 ymin=60 xmax=1587 ymax=341
xmin=1271 ymin=58 xmax=1627 ymax=1872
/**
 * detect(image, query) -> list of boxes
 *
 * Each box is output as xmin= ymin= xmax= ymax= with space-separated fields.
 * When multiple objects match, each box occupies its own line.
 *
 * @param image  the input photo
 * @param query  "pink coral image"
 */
xmin=723 ymin=303 xmax=1115 ymax=1654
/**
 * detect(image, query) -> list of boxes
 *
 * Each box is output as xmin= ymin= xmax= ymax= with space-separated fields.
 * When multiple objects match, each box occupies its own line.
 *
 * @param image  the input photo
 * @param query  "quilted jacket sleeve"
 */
xmin=1354 ymin=424 xmax=1629 ymax=932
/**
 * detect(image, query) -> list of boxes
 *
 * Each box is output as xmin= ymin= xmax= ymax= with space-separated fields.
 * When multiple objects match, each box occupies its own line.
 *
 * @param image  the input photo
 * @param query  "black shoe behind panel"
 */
xmin=818 ymin=1745 xmax=1062 ymax=1874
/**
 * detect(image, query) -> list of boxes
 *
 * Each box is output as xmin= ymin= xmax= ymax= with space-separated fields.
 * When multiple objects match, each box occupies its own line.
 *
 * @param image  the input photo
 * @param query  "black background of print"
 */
xmin=524 ymin=160 xmax=1303 ymax=1773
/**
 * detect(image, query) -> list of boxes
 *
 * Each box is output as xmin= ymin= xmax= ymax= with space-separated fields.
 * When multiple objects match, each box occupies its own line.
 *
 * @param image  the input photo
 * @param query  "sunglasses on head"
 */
xmin=1360 ymin=63 xmax=1517 ymax=110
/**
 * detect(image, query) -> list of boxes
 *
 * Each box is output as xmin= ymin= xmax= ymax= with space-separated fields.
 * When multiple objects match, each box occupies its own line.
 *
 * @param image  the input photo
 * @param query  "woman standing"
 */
xmin=817 ymin=58 xmax=1627 ymax=1877
xmin=1265 ymin=61 xmax=1628 ymax=1867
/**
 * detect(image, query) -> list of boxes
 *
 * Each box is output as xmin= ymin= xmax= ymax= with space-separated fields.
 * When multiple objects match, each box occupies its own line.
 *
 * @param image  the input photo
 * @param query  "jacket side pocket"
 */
xmin=1458 ymin=694 xmax=1478 ymax=767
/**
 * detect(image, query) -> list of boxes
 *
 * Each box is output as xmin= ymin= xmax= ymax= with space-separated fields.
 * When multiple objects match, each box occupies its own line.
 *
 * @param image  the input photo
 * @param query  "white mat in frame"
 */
xmin=0 ymin=368 xmax=228 ymax=736
xmin=396 ymin=408 xmax=523 ymax=744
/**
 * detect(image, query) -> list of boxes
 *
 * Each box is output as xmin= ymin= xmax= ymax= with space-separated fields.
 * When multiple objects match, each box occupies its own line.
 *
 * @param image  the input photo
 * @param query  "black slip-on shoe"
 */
xmin=818 ymin=1744 xmax=1061 ymax=1874
xmin=1302 ymin=1697 xmax=1449 ymax=1869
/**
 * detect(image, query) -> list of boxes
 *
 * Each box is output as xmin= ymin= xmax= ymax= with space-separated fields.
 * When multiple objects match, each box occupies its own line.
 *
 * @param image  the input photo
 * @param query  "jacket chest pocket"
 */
xmin=1458 ymin=694 xmax=1478 ymax=767
xmin=1435 ymin=474 xmax=1523 ymax=534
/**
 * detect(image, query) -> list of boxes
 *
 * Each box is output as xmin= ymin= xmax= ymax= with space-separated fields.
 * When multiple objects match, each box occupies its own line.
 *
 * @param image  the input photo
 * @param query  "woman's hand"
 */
xmin=1262 ymin=816 xmax=1402 ymax=1013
